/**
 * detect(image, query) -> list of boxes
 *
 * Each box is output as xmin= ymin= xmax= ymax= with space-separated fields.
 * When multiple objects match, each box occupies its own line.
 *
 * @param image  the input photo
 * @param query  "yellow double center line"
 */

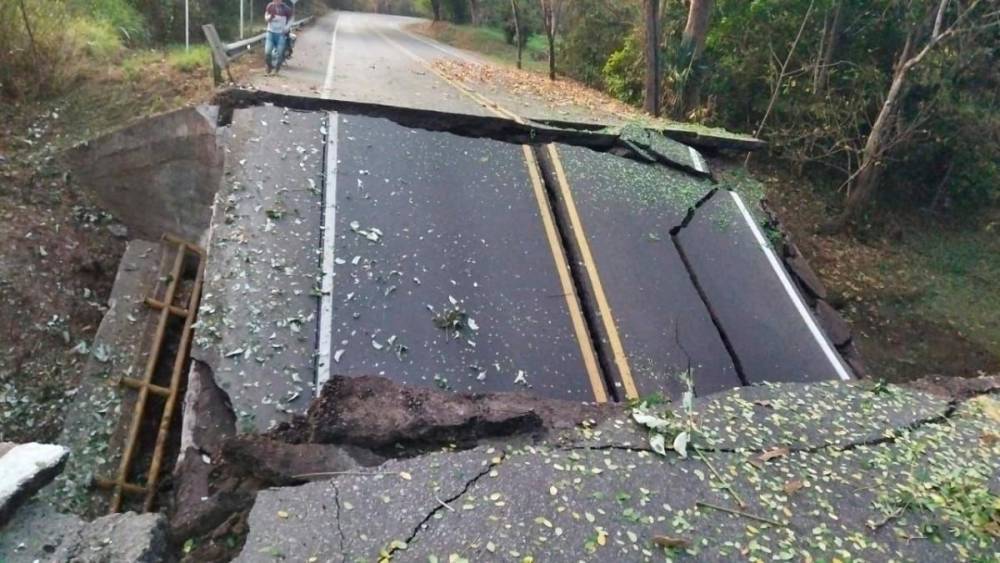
xmin=374 ymin=26 xmax=637 ymax=401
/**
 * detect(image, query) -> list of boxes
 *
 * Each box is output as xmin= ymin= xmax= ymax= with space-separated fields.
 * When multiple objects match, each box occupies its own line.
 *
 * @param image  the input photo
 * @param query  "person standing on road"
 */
xmin=264 ymin=0 xmax=292 ymax=74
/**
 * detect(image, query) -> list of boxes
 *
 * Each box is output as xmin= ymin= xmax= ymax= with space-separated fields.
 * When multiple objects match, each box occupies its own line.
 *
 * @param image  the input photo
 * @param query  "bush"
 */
xmin=558 ymin=0 xmax=637 ymax=88
xmin=0 ymin=2 xmax=124 ymax=99
xmin=70 ymin=0 xmax=146 ymax=43
xmin=602 ymin=34 xmax=643 ymax=106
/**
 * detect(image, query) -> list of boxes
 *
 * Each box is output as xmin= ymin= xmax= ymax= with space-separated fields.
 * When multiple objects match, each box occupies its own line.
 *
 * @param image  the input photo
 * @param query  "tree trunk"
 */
xmin=511 ymin=0 xmax=523 ymax=69
xmin=642 ymin=0 xmax=660 ymax=116
xmin=17 ymin=0 xmax=40 ymax=66
xmin=540 ymin=0 xmax=558 ymax=80
xmin=469 ymin=0 xmax=480 ymax=25
xmin=825 ymin=37 xmax=913 ymax=231
xmin=681 ymin=0 xmax=713 ymax=60
xmin=676 ymin=0 xmax=713 ymax=116
xmin=430 ymin=0 xmax=442 ymax=21
xmin=141 ymin=0 xmax=165 ymax=43
xmin=812 ymin=0 xmax=842 ymax=94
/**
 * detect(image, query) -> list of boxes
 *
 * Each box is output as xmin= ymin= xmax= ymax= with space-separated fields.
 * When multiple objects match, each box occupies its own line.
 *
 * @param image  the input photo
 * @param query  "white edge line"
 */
xmin=316 ymin=112 xmax=338 ymax=395
xmin=321 ymin=13 xmax=341 ymax=98
xmin=730 ymin=191 xmax=853 ymax=381
xmin=688 ymin=146 xmax=708 ymax=174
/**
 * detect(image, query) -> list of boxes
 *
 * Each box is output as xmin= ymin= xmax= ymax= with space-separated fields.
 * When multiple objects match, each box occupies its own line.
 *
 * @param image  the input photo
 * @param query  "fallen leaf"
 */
xmin=783 ymin=479 xmax=805 ymax=495
xmin=652 ymin=535 xmax=691 ymax=549
xmin=399 ymin=471 xmax=412 ymax=481
xmin=756 ymin=446 xmax=790 ymax=463
xmin=673 ymin=431 xmax=690 ymax=458
xmin=649 ymin=433 xmax=667 ymax=456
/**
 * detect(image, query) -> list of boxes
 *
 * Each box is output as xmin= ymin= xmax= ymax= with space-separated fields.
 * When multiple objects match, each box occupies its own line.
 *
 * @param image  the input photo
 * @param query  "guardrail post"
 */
xmin=202 ymin=24 xmax=229 ymax=86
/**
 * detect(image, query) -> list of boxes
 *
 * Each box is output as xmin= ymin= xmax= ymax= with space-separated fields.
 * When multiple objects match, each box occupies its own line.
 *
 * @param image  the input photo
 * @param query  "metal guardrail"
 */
xmin=203 ymin=17 xmax=314 ymax=84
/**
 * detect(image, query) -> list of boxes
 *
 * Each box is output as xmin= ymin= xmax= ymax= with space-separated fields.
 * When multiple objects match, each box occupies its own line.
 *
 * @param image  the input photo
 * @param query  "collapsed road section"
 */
xmin=14 ymin=91 xmax=863 ymax=528
xmin=0 ymin=90 xmax=877 ymax=561
xmin=192 ymin=91 xmax=857 ymax=431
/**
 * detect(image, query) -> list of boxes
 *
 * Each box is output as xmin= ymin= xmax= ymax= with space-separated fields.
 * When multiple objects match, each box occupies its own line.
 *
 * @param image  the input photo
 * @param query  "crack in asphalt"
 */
xmin=386 ymin=452 xmax=508 ymax=557
xmin=559 ymin=394 xmax=975 ymax=458
xmin=330 ymin=481 xmax=347 ymax=563
xmin=668 ymin=189 xmax=751 ymax=387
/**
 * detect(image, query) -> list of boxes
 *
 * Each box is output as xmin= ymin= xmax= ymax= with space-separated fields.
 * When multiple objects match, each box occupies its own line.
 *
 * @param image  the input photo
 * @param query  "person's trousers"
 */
xmin=264 ymin=31 xmax=287 ymax=70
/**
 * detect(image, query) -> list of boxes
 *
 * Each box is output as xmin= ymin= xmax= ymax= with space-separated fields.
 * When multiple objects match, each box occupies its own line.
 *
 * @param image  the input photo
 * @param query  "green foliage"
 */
xmin=166 ymin=44 xmax=212 ymax=73
xmin=558 ymin=0 xmax=637 ymax=88
xmin=0 ymin=0 xmax=126 ymax=98
xmin=688 ymin=0 xmax=1000 ymax=218
xmin=602 ymin=33 xmax=643 ymax=106
xmin=69 ymin=0 xmax=146 ymax=43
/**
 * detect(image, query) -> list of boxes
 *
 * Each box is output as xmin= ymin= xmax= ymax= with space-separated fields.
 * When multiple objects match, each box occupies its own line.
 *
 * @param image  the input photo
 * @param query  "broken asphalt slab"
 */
xmin=215 ymin=88 xmax=762 ymax=158
xmin=193 ymin=105 xmax=326 ymax=433
xmin=0 ymin=502 xmax=167 ymax=563
xmin=235 ymin=379 xmax=1000 ymax=562
xmin=327 ymin=113 xmax=600 ymax=399
xmin=272 ymin=375 xmax=609 ymax=452
xmin=675 ymin=189 xmax=852 ymax=384
xmin=545 ymin=144 xmax=740 ymax=398
xmin=238 ymin=447 xmax=502 ymax=562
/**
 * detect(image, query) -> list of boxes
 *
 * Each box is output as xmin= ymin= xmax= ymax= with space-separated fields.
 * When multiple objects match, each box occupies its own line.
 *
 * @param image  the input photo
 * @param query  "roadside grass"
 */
xmin=414 ymin=22 xmax=549 ymax=73
xmin=166 ymin=45 xmax=213 ymax=73
xmin=904 ymin=229 xmax=1000 ymax=357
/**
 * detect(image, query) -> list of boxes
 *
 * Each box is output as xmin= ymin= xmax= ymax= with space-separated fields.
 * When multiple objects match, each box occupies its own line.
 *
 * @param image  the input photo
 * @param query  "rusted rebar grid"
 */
xmin=95 ymin=234 xmax=205 ymax=513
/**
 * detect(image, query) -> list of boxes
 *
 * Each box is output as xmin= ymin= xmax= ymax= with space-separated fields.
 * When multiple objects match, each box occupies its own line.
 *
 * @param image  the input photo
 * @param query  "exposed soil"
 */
xmin=0 ymin=50 xmax=256 ymax=444
xmin=0 ymin=155 xmax=124 ymax=443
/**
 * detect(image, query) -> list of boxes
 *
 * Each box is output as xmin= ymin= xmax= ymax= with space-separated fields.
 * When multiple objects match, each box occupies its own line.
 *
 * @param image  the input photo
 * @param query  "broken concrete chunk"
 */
xmin=785 ymin=246 xmax=828 ymax=300
xmin=65 ymin=105 xmax=224 ymax=242
xmin=273 ymin=375 xmax=609 ymax=451
xmin=52 ymin=512 xmax=167 ymax=563
xmin=815 ymin=299 xmax=852 ymax=347
xmin=179 ymin=360 xmax=236 ymax=460
xmin=840 ymin=339 xmax=868 ymax=379
xmin=0 ymin=443 xmax=69 ymax=526
xmin=0 ymin=501 xmax=85 ymax=561
xmin=221 ymin=436 xmax=385 ymax=485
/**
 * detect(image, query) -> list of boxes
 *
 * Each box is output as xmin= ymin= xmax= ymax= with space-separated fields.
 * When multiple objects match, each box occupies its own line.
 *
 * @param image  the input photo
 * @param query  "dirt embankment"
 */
xmin=0 ymin=47 xmax=259 ymax=444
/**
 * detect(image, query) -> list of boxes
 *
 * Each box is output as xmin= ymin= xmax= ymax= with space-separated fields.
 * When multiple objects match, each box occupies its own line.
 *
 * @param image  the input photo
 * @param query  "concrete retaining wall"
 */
xmin=66 ymin=106 xmax=225 ymax=244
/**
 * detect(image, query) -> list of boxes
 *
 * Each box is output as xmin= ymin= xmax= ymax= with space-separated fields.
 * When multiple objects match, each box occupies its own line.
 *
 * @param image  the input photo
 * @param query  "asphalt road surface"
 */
xmin=210 ymin=11 xmax=853 ymax=427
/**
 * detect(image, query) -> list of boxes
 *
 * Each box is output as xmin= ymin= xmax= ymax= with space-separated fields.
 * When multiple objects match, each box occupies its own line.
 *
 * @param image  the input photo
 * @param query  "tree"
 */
xmin=469 ymin=0 xmax=481 ymax=24
xmin=642 ymin=0 xmax=660 ymax=115
xmin=812 ymin=0 xmax=843 ymax=94
xmin=510 ymin=0 xmax=523 ymax=69
xmin=825 ymin=0 xmax=993 ymax=231
xmin=682 ymin=0 xmax=713 ymax=59
xmin=430 ymin=0 xmax=443 ymax=20
xmin=539 ymin=0 xmax=566 ymax=80
xmin=675 ymin=0 xmax=713 ymax=115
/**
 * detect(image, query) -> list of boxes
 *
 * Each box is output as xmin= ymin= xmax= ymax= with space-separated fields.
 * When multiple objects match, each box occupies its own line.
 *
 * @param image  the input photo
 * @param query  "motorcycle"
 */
xmin=283 ymin=31 xmax=297 ymax=61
